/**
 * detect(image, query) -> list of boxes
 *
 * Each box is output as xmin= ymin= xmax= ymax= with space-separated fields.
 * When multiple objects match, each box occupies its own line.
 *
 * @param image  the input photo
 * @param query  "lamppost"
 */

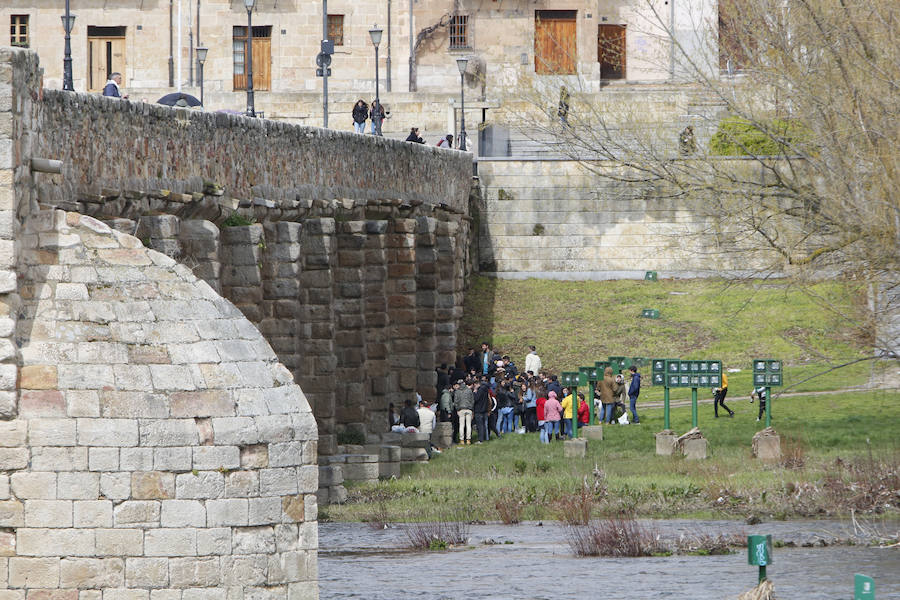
xmin=61 ymin=0 xmax=76 ymax=91
xmin=456 ymin=57 xmax=468 ymax=151
xmin=244 ymin=0 xmax=256 ymax=117
xmin=368 ymin=24 xmax=383 ymax=136
xmin=196 ymin=47 xmax=208 ymax=107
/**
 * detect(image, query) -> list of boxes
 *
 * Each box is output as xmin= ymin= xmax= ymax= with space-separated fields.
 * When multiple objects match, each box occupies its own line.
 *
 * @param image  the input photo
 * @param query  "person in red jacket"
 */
xmin=536 ymin=391 xmax=548 ymax=443
xmin=577 ymin=392 xmax=590 ymax=426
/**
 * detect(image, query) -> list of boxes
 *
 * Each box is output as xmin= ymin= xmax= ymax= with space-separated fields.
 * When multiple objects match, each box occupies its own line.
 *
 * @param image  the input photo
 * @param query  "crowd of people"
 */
xmin=393 ymin=343 xmax=644 ymax=447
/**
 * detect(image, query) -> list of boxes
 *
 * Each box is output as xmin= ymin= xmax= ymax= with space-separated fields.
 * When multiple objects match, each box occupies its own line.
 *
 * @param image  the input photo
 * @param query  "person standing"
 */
xmin=436 ymin=134 xmax=454 ymax=148
xmin=525 ymin=345 xmax=542 ymax=377
xmin=543 ymin=391 xmax=563 ymax=442
xmin=479 ymin=341 xmax=494 ymax=377
xmin=522 ymin=381 xmax=537 ymax=432
xmin=102 ymin=73 xmax=129 ymax=99
xmin=560 ymin=387 xmax=574 ymax=439
xmin=463 ymin=348 xmax=480 ymax=376
xmin=369 ymin=100 xmax=385 ymax=136
xmin=714 ymin=372 xmax=734 ymax=418
xmin=597 ymin=367 xmax=616 ymax=424
xmin=577 ymin=392 xmax=590 ymax=427
xmin=453 ymin=379 xmax=474 ymax=445
xmin=473 ymin=378 xmax=491 ymax=443
xmin=352 ymin=99 xmax=368 ymax=134
xmin=536 ymin=388 xmax=548 ymax=443
xmin=627 ymin=365 xmax=642 ymax=424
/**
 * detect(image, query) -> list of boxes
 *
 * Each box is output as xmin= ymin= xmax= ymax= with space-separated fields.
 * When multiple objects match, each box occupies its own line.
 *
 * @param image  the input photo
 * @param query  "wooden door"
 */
xmin=598 ymin=25 xmax=626 ymax=79
xmin=233 ymin=33 xmax=271 ymax=91
xmin=88 ymin=36 xmax=126 ymax=91
xmin=535 ymin=10 xmax=577 ymax=75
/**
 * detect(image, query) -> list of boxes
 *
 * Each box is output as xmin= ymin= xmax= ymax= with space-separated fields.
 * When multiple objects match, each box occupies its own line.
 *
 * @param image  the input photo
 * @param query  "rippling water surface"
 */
xmin=319 ymin=520 xmax=900 ymax=599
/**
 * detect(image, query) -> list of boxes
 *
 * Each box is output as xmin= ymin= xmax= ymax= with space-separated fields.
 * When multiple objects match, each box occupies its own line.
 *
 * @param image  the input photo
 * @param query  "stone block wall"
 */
xmin=5 ymin=209 xmax=319 ymax=599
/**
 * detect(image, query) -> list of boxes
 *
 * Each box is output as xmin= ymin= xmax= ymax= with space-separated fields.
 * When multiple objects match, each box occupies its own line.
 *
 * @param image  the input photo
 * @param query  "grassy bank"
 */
xmin=324 ymin=389 xmax=900 ymax=523
xmin=459 ymin=276 xmax=873 ymax=391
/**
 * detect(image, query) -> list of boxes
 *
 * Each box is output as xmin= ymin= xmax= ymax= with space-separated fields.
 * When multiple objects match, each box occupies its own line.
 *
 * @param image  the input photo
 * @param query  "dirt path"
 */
xmin=640 ymin=384 xmax=898 ymax=410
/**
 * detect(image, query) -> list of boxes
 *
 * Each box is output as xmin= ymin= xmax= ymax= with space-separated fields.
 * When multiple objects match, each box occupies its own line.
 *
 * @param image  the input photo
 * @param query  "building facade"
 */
xmin=4 ymin=0 xmax=718 ymax=125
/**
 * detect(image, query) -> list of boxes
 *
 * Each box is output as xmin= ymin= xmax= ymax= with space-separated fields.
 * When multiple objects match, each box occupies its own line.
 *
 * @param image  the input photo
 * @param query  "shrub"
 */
xmin=565 ymin=516 xmax=665 ymax=557
xmin=405 ymin=520 xmax=470 ymax=550
xmin=222 ymin=213 xmax=256 ymax=227
xmin=709 ymin=117 xmax=807 ymax=156
xmin=495 ymin=488 xmax=524 ymax=524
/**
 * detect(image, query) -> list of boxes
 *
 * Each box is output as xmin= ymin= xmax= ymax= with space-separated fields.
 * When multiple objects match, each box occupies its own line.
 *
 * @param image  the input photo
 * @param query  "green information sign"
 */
xmin=747 ymin=534 xmax=773 ymax=584
xmin=855 ymin=574 xmax=875 ymax=600
xmin=753 ymin=358 xmax=783 ymax=386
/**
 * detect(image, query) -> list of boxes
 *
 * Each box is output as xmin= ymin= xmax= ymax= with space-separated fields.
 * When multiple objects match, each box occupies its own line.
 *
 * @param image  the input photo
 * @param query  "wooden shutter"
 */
xmin=535 ymin=11 xmax=577 ymax=75
xmin=252 ymin=37 xmax=271 ymax=91
xmin=598 ymin=24 xmax=625 ymax=79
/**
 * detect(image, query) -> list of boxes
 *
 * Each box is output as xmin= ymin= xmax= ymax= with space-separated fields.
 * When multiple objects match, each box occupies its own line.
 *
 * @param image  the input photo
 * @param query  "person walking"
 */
xmin=453 ymin=379 xmax=474 ymax=445
xmin=102 ymin=73 xmax=128 ymax=99
xmin=597 ymin=367 xmax=616 ymax=424
xmin=750 ymin=385 xmax=768 ymax=422
xmin=405 ymin=127 xmax=425 ymax=143
xmin=714 ymin=372 xmax=734 ymax=418
xmin=627 ymin=365 xmax=642 ymax=424
xmin=436 ymin=133 xmax=454 ymax=148
xmin=352 ymin=99 xmax=368 ymax=134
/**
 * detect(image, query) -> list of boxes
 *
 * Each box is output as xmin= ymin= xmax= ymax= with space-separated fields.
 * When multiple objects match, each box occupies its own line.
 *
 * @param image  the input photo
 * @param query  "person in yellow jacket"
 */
xmin=714 ymin=372 xmax=734 ymax=417
xmin=560 ymin=388 xmax=575 ymax=439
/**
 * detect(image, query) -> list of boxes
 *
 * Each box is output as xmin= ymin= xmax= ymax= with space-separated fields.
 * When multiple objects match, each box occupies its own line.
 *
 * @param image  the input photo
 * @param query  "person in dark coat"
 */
xmin=473 ymin=378 xmax=491 ymax=443
xmin=369 ymin=100 xmax=386 ymax=136
xmin=102 ymin=73 xmax=128 ymax=99
xmin=352 ymin=99 xmax=368 ymax=134
xmin=627 ymin=365 xmax=641 ymax=424
xmin=405 ymin=127 xmax=425 ymax=143
xmin=398 ymin=399 xmax=420 ymax=429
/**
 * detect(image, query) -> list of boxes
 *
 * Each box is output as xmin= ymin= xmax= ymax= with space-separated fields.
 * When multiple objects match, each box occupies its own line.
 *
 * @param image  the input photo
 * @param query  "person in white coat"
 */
xmin=524 ymin=345 xmax=542 ymax=376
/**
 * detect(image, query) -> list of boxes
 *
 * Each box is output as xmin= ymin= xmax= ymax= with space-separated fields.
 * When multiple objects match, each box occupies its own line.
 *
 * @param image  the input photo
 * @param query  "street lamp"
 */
xmin=196 ymin=47 xmax=208 ymax=107
xmin=456 ymin=57 xmax=469 ymax=151
xmin=244 ymin=0 xmax=256 ymax=117
xmin=369 ymin=24 xmax=383 ymax=136
xmin=61 ymin=0 xmax=76 ymax=91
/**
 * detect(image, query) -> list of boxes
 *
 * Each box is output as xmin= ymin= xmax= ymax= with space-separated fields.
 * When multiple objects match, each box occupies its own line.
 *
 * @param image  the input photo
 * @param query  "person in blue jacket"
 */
xmin=627 ymin=365 xmax=641 ymax=424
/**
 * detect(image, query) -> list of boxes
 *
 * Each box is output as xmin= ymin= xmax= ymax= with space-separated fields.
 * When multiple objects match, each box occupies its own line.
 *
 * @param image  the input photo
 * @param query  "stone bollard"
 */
xmin=580 ymin=425 xmax=603 ymax=441
xmin=682 ymin=438 xmax=708 ymax=460
xmin=341 ymin=454 xmax=380 ymax=483
xmin=751 ymin=427 xmax=782 ymax=462
xmin=431 ymin=422 xmax=453 ymax=449
xmin=563 ymin=438 xmax=588 ymax=458
xmin=317 ymin=464 xmax=347 ymax=505
xmin=655 ymin=430 xmax=677 ymax=456
xmin=365 ymin=444 xmax=402 ymax=479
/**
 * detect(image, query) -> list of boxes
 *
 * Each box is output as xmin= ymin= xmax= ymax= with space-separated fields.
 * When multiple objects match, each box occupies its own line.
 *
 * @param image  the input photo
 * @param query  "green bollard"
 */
xmin=747 ymin=535 xmax=772 ymax=584
xmin=663 ymin=387 xmax=671 ymax=430
xmin=854 ymin=573 xmax=875 ymax=599
xmin=765 ymin=386 xmax=772 ymax=427
xmin=691 ymin=387 xmax=698 ymax=429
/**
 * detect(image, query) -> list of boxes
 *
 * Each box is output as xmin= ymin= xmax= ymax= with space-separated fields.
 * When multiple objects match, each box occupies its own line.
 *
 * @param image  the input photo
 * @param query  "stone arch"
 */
xmin=4 ymin=209 xmax=318 ymax=598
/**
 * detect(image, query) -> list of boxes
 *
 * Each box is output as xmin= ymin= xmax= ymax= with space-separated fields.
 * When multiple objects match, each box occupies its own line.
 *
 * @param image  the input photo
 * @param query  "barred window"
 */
xmin=10 ymin=15 xmax=28 ymax=48
xmin=449 ymin=15 xmax=469 ymax=50
xmin=327 ymin=15 xmax=344 ymax=46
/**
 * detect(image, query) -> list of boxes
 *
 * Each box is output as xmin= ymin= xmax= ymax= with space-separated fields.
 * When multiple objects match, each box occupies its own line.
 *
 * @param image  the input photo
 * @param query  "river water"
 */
xmin=319 ymin=520 xmax=900 ymax=599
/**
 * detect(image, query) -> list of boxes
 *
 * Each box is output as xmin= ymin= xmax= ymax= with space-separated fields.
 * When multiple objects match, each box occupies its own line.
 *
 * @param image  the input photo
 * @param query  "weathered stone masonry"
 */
xmin=2 ymin=47 xmax=473 ymax=598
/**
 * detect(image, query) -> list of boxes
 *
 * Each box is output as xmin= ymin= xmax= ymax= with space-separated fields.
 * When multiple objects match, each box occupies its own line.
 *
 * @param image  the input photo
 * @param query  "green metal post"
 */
xmin=663 ymin=387 xmax=670 ymax=430
xmin=759 ymin=565 xmax=767 ymax=585
xmin=588 ymin=378 xmax=596 ymax=424
xmin=691 ymin=387 xmax=698 ymax=429
xmin=765 ymin=386 xmax=772 ymax=427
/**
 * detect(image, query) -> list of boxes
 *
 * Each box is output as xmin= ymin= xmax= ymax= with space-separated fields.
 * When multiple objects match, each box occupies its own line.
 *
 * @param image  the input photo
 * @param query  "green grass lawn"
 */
xmin=459 ymin=276 xmax=874 ymax=391
xmin=326 ymin=389 xmax=900 ymax=523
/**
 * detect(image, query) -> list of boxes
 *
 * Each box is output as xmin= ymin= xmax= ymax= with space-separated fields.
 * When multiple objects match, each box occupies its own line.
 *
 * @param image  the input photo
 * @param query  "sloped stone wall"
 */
xmin=5 ymin=209 xmax=318 ymax=599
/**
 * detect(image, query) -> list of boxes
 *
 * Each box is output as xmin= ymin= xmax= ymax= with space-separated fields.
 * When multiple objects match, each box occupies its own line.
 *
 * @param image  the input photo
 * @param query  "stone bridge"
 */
xmin=1 ymin=48 xmax=474 ymax=599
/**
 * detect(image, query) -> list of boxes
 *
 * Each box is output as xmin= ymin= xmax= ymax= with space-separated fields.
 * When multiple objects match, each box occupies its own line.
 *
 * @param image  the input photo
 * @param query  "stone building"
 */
xmin=2 ymin=0 xmax=718 ymax=131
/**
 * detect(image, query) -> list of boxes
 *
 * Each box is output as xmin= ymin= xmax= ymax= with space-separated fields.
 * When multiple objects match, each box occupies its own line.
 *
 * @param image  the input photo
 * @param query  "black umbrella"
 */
xmin=157 ymin=92 xmax=202 ymax=107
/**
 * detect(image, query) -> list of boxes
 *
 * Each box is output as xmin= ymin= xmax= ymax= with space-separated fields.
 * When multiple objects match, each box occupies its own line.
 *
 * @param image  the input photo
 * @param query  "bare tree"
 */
xmin=500 ymin=0 xmax=899 ymax=358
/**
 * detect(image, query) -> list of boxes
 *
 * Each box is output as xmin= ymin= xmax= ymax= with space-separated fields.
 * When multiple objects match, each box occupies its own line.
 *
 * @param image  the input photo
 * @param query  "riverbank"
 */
xmin=323 ymin=389 xmax=900 ymax=523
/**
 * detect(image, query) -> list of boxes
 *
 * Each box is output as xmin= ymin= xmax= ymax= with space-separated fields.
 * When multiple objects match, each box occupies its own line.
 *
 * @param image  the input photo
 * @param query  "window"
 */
xmin=327 ymin=14 xmax=344 ymax=46
xmin=598 ymin=24 xmax=625 ymax=79
xmin=10 ymin=15 xmax=28 ymax=48
xmin=449 ymin=15 xmax=469 ymax=50
xmin=534 ymin=11 xmax=576 ymax=74
xmin=233 ymin=25 xmax=272 ymax=91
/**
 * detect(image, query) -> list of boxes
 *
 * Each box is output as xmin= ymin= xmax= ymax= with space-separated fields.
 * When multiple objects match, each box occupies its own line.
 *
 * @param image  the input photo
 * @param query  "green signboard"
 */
xmin=641 ymin=308 xmax=660 ymax=319
xmin=644 ymin=271 xmax=658 ymax=281
xmin=662 ymin=360 xmax=721 ymax=387
xmin=753 ymin=358 xmax=783 ymax=387
xmin=855 ymin=574 xmax=875 ymax=600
